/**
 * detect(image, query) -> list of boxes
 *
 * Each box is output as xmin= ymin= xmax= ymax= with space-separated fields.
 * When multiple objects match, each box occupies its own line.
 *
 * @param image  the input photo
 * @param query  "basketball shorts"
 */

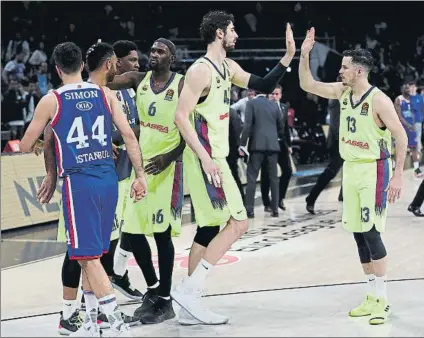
xmin=57 ymin=177 xmax=129 ymax=243
xmin=183 ymin=148 xmax=247 ymax=227
xmin=61 ymin=174 xmax=118 ymax=260
xmin=406 ymin=127 xmax=417 ymax=148
xmin=122 ymin=159 xmax=184 ymax=236
xmin=342 ymin=159 xmax=392 ymax=233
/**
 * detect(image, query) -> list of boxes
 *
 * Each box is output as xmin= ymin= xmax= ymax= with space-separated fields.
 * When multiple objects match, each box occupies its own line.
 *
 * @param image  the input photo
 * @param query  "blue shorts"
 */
xmin=62 ymin=173 xmax=118 ymax=260
xmin=406 ymin=128 xmax=417 ymax=148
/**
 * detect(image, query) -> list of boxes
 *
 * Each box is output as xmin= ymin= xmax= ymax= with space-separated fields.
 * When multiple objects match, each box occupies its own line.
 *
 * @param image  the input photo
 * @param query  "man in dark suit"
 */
xmin=240 ymin=93 xmax=284 ymax=218
xmin=305 ymin=76 xmax=344 ymax=213
xmin=227 ymin=107 xmax=245 ymax=200
xmin=261 ymin=85 xmax=293 ymax=211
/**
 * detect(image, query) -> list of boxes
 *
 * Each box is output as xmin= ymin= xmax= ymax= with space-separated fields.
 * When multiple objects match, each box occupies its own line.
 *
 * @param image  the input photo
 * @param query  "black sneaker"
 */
xmin=414 ymin=168 xmax=424 ymax=178
xmin=133 ymin=287 xmax=159 ymax=319
xmin=279 ymin=200 xmax=286 ymax=211
xmin=58 ymin=309 xmax=83 ymax=335
xmin=96 ymin=312 xmax=110 ymax=329
xmin=139 ymin=297 xmax=176 ymax=325
xmin=111 ymin=270 xmax=143 ymax=300
xmin=264 ymin=206 xmax=272 ymax=212
xmin=408 ymin=205 xmax=424 ymax=217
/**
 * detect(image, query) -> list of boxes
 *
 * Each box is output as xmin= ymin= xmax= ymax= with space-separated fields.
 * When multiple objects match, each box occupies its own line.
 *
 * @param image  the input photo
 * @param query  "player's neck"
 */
xmin=402 ymin=94 xmax=410 ymax=100
xmin=152 ymin=69 xmax=173 ymax=83
xmin=61 ymin=74 xmax=83 ymax=85
xmin=89 ymin=72 xmax=106 ymax=86
xmin=351 ymin=79 xmax=372 ymax=97
xmin=205 ymin=42 xmax=226 ymax=66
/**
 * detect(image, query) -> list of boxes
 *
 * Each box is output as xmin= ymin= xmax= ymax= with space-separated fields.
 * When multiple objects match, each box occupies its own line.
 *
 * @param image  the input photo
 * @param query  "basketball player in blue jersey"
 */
xmin=38 ymin=42 xmax=142 ymax=335
xmin=20 ymin=42 xmax=147 ymax=337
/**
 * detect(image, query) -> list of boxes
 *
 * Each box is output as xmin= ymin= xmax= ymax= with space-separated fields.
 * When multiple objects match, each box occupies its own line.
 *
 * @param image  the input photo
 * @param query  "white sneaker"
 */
xmin=70 ymin=324 xmax=101 ymax=337
xmin=171 ymin=281 xmax=229 ymax=325
xmin=101 ymin=323 xmax=132 ymax=337
xmin=178 ymin=307 xmax=202 ymax=326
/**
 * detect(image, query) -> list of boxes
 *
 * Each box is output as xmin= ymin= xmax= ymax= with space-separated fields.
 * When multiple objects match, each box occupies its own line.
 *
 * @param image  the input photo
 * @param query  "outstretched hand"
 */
xmin=285 ymin=23 xmax=296 ymax=57
xmin=301 ymin=27 xmax=316 ymax=56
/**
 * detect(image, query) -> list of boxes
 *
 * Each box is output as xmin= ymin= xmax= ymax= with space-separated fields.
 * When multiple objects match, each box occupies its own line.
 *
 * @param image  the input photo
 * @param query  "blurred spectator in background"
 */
xmin=261 ymin=85 xmax=293 ymax=212
xmin=408 ymin=81 xmax=424 ymax=155
xmin=28 ymin=41 xmax=48 ymax=67
xmin=230 ymin=88 xmax=256 ymax=123
xmin=1 ymin=79 xmax=27 ymax=139
xmin=35 ymin=62 xmax=52 ymax=96
xmin=5 ymin=32 xmax=30 ymax=63
xmin=2 ymin=49 xmax=26 ymax=84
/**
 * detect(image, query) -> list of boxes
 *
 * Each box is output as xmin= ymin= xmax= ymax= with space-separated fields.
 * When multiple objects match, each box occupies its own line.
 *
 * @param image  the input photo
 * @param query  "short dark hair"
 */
xmin=342 ymin=48 xmax=374 ymax=72
xmin=407 ymin=80 xmax=417 ymax=86
xmin=52 ymin=42 xmax=83 ymax=74
xmin=274 ymin=85 xmax=282 ymax=91
xmin=112 ymin=40 xmax=138 ymax=58
xmin=199 ymin=10 xmax=234 ymax=45
xmin=86 ymin=42 xmax=115 ymax=72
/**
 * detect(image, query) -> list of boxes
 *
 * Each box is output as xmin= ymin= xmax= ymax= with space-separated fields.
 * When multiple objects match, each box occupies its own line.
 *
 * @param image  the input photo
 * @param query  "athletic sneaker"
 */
xmin=138 ymin=297 xmax=175 ymax=324
xmin=369 ymin=297 xmax=391 ymax=325
xmin=408 ymin=205 xmax=424 ymax=217
xmin=70 ymin=309 xmax=100 ymax=337
xmin=414 ymin=168 xmax=424 ymax=178
xmin=178 ymin=307 xmax=202 ymax=326
xmin=171 ymin=280 xmax=229 ymax=325
xmin=111 ymin=271 xmax=143 ymax=300
xmin=348 ymin=294 xmax=375 ymax=317
xmin=97 ymin=311 xmax=139 ymax=328
xmin=58 ymin=310 xmax=83 ymax=335
xmin=101 ymin=322 xmax=132 ymax=337
xmin=133 ymin=287 xmax=159 ymax=319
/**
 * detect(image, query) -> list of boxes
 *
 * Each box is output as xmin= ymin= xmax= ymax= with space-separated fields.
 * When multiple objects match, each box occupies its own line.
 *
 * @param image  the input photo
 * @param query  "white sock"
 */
xmin=187 ymin=258 xmax=213 ymax=288
xmin=148 ymin=281 xmax=160 ymax=289
xmin=98 ymin=294 xmax=122 ymax=327
xmin=375 ymin=275 xmax=387 ymax=299
xmin=365 ymin=273 xmax=376 ymax=297
xmin=114 ymin=248 xmax=131 ymax=277
xmin=62 ymin=299 xmax=77 ymax=320
xmin=83 ymin=291 xmax=99 ymax=314
xmin=413 ymin=162 xmax=419 ymax=170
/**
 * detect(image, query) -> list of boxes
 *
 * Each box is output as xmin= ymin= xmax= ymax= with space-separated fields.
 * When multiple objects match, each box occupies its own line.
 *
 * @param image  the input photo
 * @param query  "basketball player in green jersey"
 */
xmin=170 ymin=10 xmax=295 ymax=325
xmin=299 ymin=28 xmax=408 ymax=325
xmin=107 ymin=38 xmax=186 ymax=324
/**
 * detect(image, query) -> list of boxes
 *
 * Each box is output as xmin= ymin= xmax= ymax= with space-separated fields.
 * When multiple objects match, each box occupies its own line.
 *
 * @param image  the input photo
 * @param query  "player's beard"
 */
xmin=106 ymin=68 xmax=116 ymax=83
xmin=222 ymin=37 xmax=235 ymax=52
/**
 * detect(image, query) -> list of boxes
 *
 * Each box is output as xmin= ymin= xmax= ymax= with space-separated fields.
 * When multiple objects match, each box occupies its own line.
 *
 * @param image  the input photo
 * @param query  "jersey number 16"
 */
xmin=67 ymin=116 xmax=108 ymax=149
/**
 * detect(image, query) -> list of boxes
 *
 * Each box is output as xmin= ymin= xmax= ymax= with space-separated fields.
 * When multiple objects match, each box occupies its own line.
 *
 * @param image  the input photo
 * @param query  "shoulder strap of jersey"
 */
xmin=137 ymin=71 xmax=152 ymax=91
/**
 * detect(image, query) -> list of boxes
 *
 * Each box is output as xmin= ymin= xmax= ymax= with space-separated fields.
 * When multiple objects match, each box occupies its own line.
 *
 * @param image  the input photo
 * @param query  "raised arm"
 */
xmin=227 ymin=23 xmax=296 ymax=94
xmin=299 ymin=28 xmax=346 ymax=100
xmin=374 ymin=92 xmax=408 ymax=203
xmin=106 ymin=71 xmax=145 ymax=91
xmin=20 ymin=93 xmax=56 ymax=153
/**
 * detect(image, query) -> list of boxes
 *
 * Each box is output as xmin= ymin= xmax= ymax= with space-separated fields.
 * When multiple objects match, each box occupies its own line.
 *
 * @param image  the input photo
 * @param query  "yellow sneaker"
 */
xmin=369 ymin=297 xmax=391 ymax=325
xmin=348 ymin=294 xmax=375 ymax=317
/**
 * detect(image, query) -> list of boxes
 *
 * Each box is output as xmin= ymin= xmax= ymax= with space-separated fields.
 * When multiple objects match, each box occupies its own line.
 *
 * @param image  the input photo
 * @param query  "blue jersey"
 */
xmin=115 ymin=88 xmax=138 ymax=128
xmin=400 ymin=99 xmax=415 ymax=125
xmin=51 ymin=82 xmax=115 ymax=178
xmin=411 ymin=94 xmax=424 ymax=123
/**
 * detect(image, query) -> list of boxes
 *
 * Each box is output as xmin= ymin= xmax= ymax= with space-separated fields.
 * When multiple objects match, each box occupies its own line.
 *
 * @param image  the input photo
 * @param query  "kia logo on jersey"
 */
xmin=76 ymin=101 xmax=93 ymax=111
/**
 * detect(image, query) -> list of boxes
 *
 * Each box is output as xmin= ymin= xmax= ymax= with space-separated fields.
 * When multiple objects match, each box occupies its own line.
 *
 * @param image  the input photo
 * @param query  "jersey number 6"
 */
xmin=148 ymin=102 xmax=157 ymax=116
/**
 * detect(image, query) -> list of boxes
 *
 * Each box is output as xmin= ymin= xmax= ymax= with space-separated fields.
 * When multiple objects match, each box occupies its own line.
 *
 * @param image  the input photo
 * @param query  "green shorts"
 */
xmin=122 ymin=160 xmax=183 ymax=236
xmin=56 ymin=178 xmax=130 ymax=242
xmin=342 ymin=159 xmax=392 ymax=233
xmin=183 ymin=148 xmax=247 ymax=227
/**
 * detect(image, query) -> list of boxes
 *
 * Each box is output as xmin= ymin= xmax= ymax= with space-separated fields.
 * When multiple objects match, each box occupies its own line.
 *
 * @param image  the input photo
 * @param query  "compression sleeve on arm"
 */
xmin=247 ymin=62 xmax=288 ymax=94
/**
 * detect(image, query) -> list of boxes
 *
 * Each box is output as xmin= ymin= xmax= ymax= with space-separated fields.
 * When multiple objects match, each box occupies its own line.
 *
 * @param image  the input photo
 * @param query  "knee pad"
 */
xmin=62 ymin=252 xmax=82 ymax=288
xmin=353 ymin=233 xmax=371 ymax=264
xmin=363 ymin=226 xmax=387 ymax=261
xmin=194 ymin=226 xmax=220 ymax=247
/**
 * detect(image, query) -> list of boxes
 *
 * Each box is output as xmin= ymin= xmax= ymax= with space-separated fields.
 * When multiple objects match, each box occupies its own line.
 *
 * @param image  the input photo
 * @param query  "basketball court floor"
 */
xmin=1 ymin=169 xmax=423 ymax=337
